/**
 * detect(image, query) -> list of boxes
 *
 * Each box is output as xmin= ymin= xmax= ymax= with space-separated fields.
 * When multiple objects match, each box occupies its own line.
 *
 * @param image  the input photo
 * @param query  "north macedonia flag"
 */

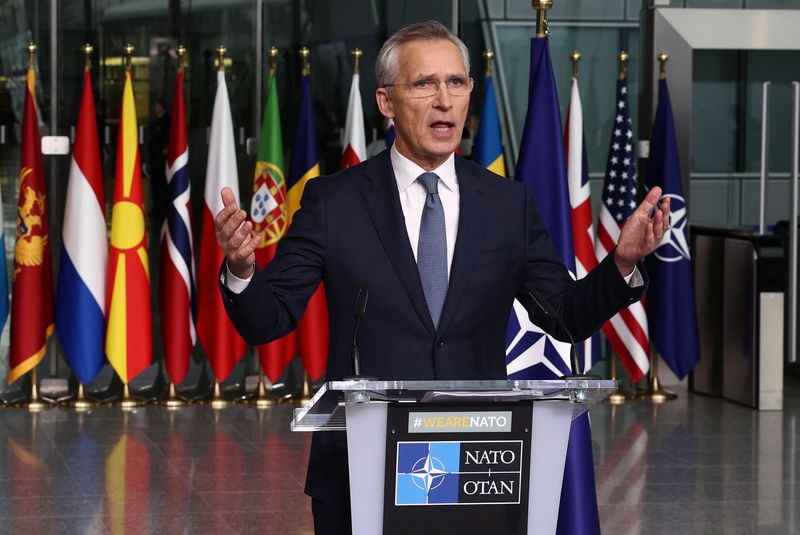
xmin=105 ymin=70 xmax=152 ymax=383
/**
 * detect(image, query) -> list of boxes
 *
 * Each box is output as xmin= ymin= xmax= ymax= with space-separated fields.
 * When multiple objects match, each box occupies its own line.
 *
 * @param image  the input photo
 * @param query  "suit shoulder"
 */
xmin=456 ymin=156 xmax=525 ymax=195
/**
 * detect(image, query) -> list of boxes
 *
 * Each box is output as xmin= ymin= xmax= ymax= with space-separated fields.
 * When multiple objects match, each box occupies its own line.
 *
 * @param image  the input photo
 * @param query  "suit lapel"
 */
xmin=359 ymin=150 xmax=436 ymax=335
xmin=437 ymin=157 xmax=486 ymax=336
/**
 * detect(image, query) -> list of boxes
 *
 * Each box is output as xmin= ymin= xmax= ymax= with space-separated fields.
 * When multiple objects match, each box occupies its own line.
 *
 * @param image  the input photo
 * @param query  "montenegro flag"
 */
xmin=288 ymin=71 xmax=329 ymax=382
xmin=105 ymin=70 xmax=152 ymax=384
xmin=8 ymin=66 xmax=54 ymax=384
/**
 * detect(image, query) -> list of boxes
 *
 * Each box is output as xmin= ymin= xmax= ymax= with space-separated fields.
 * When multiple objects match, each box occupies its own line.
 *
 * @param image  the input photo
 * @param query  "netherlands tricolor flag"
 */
xmin=159 ymin=68 xmax=196 ymax=386
xmin=55 ymin=68 xmax=107 ymax=385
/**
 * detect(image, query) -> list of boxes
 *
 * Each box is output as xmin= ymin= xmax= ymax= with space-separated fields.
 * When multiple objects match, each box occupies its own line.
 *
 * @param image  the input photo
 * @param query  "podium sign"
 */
xmin=292 ymin=379 xmax=616 ymax=535
xmin=384 ymin=402 xmax=532 ymax=534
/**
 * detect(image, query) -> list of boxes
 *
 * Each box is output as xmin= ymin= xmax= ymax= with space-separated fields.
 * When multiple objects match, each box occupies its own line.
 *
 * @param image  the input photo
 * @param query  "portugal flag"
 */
xmin=8 ymin=65 xmax=54 ymax=384
xmin=250 ymin=65 xmax=296 ymax=383
xmin=289 ymin=68 xmax=328 ymax=382
xmin=105 ymin=69 xmax=152 ymax=384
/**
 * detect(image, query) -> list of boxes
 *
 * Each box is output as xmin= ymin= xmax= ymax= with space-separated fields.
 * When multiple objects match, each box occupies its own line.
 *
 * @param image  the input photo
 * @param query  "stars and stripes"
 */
xmin=595 ymin=79 xmax=650 ymax=383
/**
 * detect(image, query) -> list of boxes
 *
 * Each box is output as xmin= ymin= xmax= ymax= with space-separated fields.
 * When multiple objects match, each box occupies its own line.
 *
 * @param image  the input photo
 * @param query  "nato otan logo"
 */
xmin=395 ymin=441 xmax=523 ymax=506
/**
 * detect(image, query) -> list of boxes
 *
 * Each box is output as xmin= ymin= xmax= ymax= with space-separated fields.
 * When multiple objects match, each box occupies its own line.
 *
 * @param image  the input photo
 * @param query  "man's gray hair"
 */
xmin=375 ymin=20 xmax=470 ymax=87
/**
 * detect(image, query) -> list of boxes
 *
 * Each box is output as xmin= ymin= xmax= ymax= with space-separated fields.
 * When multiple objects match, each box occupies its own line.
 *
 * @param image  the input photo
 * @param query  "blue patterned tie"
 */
xmin=416 ymin=172 xmax=448 ymax=328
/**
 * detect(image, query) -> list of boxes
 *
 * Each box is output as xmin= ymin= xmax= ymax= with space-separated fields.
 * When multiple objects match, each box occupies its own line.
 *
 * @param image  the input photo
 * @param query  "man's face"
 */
xmin=376 ymin=39 xmax=470 ymax=171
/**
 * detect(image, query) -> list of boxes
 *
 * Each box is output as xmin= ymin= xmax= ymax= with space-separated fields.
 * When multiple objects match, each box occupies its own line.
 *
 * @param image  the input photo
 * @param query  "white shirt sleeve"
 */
xmin=223 ymin=264 xmax=254 ymax=294
xmin=624 ymin=265 xmax=644 ymax=288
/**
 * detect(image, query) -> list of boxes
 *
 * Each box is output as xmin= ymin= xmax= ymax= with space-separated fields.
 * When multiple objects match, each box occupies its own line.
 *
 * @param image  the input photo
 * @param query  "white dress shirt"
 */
xmin=390 ymin=144 xmax=459 ymax=277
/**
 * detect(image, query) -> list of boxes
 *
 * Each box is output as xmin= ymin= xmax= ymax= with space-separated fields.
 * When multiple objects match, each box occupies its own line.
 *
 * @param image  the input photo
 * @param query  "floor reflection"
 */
xmin=0 ymin=379 xmax=798 ymax=534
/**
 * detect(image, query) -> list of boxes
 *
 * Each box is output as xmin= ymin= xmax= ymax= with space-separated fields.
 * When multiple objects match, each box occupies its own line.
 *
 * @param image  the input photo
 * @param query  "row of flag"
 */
xmin=478 ymin=33 xmax=700 ymax=534
xmin=5 ymin=49 xmax=348 ymax=390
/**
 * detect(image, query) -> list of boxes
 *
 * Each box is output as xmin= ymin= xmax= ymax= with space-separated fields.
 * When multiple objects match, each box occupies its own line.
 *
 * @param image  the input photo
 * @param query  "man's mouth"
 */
xmin=430 ymin=121 xmax=455 ymax=134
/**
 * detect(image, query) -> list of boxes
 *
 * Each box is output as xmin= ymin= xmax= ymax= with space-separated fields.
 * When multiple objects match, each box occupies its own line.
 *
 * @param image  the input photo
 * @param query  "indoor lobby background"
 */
xmin=1 ymin=1 xmax=800 ymax=534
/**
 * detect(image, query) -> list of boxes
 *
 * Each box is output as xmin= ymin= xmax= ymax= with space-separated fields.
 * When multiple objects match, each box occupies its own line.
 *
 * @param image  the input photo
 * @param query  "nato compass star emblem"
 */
xmin=409 ymin=452 xmax=449 ymax=493
xmin=654 ymin=193 xmax=691 ymax=263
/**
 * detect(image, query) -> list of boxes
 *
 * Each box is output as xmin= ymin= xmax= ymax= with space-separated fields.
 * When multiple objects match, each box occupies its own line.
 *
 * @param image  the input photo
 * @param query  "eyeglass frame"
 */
xmin=382 ymin=76 xmax=474 ymax=98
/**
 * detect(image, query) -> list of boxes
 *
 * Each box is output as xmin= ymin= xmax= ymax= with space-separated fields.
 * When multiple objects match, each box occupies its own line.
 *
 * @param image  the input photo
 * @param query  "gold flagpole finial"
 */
xmin=123 ymin=43 xmax=134 ymax=71
xmin=216 ymin=45 xmax=226 ymax=72
xmin=570 ymin=50 xmax=581 ymax=78
xmin=352 ymin=48 xmax=362 ymax=75
xmin=83 ymin=43 xmax=93 ymax=72
xmin=618 ymin=51 xmax=629 ymax=80
xmin=299 ymin=46 xmax=310 ymax=76
xmin=657 ymin=52 xmax=668 ymax=79
xmin=483 ymin=50 xmax=494 ymax=77
xmin=532 ymin=0 xmax=553 ymax=38
xmin=177 ymin=45 xmax=186 ymax=73
xmin=268 ymin=46 xmax=279 ymax=75
xmin=27 ymin=42 xmax=36 ymax=69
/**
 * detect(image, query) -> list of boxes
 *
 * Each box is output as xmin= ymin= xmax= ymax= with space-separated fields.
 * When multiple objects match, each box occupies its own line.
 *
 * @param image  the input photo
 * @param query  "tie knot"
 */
xmin=418 ymin=172 xmax=439 ymax=195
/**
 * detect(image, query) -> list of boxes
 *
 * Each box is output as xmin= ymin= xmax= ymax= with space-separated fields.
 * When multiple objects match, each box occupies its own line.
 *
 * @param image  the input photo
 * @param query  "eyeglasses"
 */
xmin=383 ymin=76 xmax=474 ymax=98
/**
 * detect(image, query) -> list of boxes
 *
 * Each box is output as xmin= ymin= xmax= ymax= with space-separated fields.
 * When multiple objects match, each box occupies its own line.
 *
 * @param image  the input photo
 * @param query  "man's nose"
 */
xmin=431 ymin=81 xmax=452 ymax=109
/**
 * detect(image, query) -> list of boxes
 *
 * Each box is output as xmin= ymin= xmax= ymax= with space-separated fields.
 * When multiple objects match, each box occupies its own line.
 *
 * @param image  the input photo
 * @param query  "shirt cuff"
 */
xmin=624 ymin=266 xmax=644 ymax=288
xmin=224 ymin=264 xmax=254 ymax=294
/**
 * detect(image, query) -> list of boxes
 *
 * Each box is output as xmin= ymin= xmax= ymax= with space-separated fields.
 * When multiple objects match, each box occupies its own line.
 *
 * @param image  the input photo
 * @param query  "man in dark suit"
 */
xmin=215 ymin=21 xmax=669 ymax=535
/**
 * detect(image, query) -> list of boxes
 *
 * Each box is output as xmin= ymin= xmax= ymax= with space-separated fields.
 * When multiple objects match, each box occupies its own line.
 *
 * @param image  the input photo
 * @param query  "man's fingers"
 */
xmin=220 ymin=187 xmax=238 ymax=209
xmin=228 ymin=219 xmax=253 ymax=250
xmin=221 ymin=209 xmax=248 ymax=241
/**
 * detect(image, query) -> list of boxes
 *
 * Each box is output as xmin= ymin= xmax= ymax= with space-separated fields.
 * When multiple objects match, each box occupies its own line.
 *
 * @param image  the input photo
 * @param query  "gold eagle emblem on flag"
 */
xmin=14 ymin=167 xmax=48 ymax=272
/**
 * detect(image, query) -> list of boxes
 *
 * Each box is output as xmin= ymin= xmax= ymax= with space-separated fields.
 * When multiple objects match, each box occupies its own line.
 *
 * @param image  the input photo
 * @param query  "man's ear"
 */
xmin=376 ymin=88 xmax=394 ymax=119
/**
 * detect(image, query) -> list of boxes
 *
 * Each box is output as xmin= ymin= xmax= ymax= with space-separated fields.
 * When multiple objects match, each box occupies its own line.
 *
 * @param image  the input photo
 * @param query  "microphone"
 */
xmin=518 ymin=284 xmax=590 ymax=379
xmin=350 ymin=285 xmax=369 ymax=377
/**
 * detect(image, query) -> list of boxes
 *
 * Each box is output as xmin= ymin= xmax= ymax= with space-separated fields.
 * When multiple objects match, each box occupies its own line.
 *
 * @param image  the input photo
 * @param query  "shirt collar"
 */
xmin=390 ymin=144 xmax=457 ymax=193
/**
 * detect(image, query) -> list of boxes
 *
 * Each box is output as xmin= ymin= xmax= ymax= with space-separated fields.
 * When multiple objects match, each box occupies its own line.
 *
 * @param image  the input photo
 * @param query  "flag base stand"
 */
xmin=608 ymin=389 xmax=635 ymax=404
xmin=164 ymin=383 xmax=187 ymax=410
xmin=120 ymin=383 xmax=145 ymax=410
xmin=296 ymin=373 xmax=313 ymax=403
xmin=247 ymin=370 xmax=276 ymax=408
xmin=607 ymin=356 xmax=635 ymax=404
xmin=210 ymin=381 xmax=230 ymax=409
xmin=22 ymin=370 xmax=51 ymax=412
xmin=69 ymin=384 xmax=97 ymax=411
xmin=634 ymin=353 xmax=677 ymax=403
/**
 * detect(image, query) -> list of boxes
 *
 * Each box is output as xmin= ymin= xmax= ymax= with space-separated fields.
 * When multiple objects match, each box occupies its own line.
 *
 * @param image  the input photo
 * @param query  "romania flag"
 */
xmin=473 ymin=73 xmax=506 ymax=177
xmin=105 ymin=70 xmax=152 ymax=384
xmin=288 ymin=70 xmax=328 ymax=382
xmin=8 ymin=65 xmax=54 ymax=384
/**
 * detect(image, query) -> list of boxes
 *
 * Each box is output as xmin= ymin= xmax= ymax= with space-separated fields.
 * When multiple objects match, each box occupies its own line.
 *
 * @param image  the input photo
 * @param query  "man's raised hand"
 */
xmin=215 ymin=187 xmax=259 ymax=279
xmin=614 ymin=186 xmax=670 ymax=277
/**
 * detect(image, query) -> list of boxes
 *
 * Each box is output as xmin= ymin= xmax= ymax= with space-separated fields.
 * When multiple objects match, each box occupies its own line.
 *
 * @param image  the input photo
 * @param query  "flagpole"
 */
xmin=18 ymin=43 xmax=51 ymax=413
xmin=352 ymin=47 xmax=362 ymax=75
xmin=65 ymin=43 xmax=101 ymax=413
xmin=533 ymin=0 xmax=552 ymax=37
xmin=606 ymin=51 xmax=636 ymax=405
xmin=161 ymin=44 xmax=189 ymax=411
xmin=636 ymin=52 xmax=679 ymax=404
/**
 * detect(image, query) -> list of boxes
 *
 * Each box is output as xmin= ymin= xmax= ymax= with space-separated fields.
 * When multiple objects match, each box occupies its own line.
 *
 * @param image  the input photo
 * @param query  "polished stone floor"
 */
xmin=0 ymin=379 xmax=799 ymax=535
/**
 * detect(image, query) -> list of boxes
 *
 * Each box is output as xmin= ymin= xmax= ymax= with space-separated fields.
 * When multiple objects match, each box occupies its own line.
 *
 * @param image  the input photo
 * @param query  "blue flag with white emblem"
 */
xmin=644 ymin=78 xmax=700 ymax=380
xmin=505 ymin=36 xmax=601 ymax=535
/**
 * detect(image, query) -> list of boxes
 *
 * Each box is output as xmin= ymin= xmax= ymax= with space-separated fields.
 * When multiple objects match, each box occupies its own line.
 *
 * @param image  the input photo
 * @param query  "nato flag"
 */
xmin=508 ymin=35 xmax=601 ymax=535
xmin=644 ymin=79 xmax=700 ymax=380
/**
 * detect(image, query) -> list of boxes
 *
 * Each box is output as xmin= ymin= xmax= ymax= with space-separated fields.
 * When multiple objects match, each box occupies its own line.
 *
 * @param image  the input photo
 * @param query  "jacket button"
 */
xmin=436 ymin=340 xmax=445 ymax=348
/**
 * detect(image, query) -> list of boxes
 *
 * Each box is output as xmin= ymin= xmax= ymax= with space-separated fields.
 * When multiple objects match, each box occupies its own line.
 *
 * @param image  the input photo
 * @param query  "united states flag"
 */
xmin=594 ymin=78 xmax=650 ymax=383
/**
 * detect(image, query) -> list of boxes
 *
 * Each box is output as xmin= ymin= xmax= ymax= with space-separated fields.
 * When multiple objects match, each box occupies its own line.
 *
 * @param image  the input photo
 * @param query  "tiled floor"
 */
xmin=1 ymin=379 xmax=799 ymax=534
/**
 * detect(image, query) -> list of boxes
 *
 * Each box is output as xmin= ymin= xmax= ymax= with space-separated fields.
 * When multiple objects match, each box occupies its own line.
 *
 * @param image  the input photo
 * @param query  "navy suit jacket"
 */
xmin=221 ymin=149 xmax=645 ymax=504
